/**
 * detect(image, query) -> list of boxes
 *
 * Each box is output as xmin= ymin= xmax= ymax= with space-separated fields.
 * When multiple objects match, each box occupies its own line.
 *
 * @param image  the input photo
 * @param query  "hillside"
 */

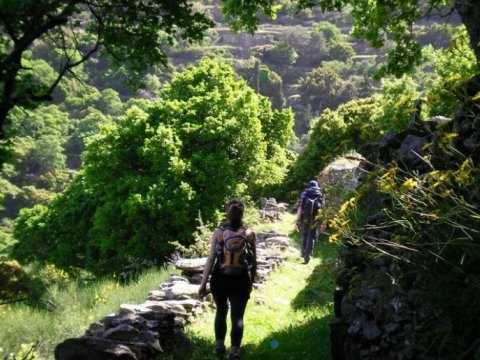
xmin=2 ymin=0 xmax=480 ymax=358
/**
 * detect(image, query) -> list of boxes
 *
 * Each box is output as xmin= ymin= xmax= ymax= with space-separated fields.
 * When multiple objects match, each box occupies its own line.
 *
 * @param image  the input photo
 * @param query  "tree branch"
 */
xmin=4 ymin=22 xmax=19 ymax=44
xmin=22 ymin=38 xmax=100 ymax=104
xmin=0 ymin=0 xmax=81 ymax=68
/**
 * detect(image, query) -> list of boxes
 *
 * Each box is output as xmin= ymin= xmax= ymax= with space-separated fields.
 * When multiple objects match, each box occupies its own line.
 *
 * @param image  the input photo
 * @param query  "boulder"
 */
xmin=166 ymin=275 xmax=190 ymax=283
xmin=136 ymin=331 xmax=162 ymax=352
xmin=55 ymin=337 xmax=138 ymax=360
xmin=399 ymin=135 xmax=428 ymax=169
xmin=86 ymin=323 xmax=106 ymax=337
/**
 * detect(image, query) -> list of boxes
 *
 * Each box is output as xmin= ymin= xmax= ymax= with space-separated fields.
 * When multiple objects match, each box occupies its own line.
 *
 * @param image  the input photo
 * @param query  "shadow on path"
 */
xmin=241 ymin=313 xmax=332 ymax=360
xmin=169 ymin=231 xmax=339 ymax=360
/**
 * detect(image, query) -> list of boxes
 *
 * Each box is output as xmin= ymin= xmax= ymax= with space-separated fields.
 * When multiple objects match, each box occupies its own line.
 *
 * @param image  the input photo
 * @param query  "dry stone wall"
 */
xmin=55 ymin=230 xmax=295 ymax=360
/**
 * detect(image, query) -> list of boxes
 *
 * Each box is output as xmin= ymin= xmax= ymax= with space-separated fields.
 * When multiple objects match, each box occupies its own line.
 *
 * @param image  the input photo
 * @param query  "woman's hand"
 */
xmin=198 ymin=283 xmax=208 ymax=299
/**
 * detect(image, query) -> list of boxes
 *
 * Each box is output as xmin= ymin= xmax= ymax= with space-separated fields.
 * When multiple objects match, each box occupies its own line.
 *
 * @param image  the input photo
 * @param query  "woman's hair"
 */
xmin=224 ymin=198 xmax=245 ymax=229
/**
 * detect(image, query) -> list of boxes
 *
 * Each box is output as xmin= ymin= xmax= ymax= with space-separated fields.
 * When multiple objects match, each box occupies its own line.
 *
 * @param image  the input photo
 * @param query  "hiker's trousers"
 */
xmin=211 ymin=271 xmax=251 ymax=347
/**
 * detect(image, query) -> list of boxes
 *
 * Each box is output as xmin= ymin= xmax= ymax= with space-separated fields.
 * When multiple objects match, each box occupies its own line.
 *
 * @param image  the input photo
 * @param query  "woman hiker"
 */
xmin=198 ymin=199 xmax=257 ymax=360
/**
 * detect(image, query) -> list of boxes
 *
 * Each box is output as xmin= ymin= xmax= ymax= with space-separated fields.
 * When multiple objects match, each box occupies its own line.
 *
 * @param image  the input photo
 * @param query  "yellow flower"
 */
xmin=454 ymin=158 xmax=474 ymax=184
xmin=328 ymin=233 xmax=339 ymax=243
xmin=400 ymin=178 xmax=419 ymax=191
xmin=338 ymin=197 xmax=356 ymax=214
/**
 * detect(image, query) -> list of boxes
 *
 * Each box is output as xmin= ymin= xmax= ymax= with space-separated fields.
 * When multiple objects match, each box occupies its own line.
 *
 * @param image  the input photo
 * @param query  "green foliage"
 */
xmin=424 ymin=34 xmax=478 ymax=117
xmin=0 ymin=219 xmax=15 ymax=261
xmin=378 ymin=74 xmax=420 ymax=130
xmin=221 ymin=0 xmax=281 ymax=33
xmin=284 ymin=95 xmax=385 ymax=199
xmin=0 ymin=0 xmax=215 ymax=103
xmin=326 ymin=40 xmax=355 ymax=62
xmin=238 ymin=61 xmax=286 ymax=108
xmin=179 ymin=212 xmax=338 ymax=360
xmin=174 ymin=212 xmax=215 ymax=259
xmin=254 ymin=42 xmax=299 ymax=68
xmin=297 ymin=66 xmax=345 ymax=113
xmin=313 ymin=21 xmax=343 ymax=42
xmin=95 ymin=89 xmax=124 ymax=116
xmin=328 ymin=138 xmax=480 ymax=355
xmin=223 ymin=0 xmax=479 ymax=76
xmin=0 ymin=266 xmax=176 ymax=359
xmin=12 ymin=58 xmax=295 ymax=275
xmin=0 ymin=261 xmax=45 ymax=305
xmin=1 ymin=342 xmax=40 ymax=360
xmin=0 ymin=104 xmax=70 ymax=220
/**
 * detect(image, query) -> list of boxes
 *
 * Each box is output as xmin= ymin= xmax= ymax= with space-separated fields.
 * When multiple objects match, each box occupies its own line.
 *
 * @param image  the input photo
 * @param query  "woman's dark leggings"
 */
xmin=213 ymin=293 xmax=249 ymax=347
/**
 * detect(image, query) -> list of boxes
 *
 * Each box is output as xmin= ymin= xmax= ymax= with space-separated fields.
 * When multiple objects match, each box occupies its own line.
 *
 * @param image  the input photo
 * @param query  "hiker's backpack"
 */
xmin=301 ymin=188 xmax=324 ymax=223
xmin=215 ymin=226 xmax=253 ymax=276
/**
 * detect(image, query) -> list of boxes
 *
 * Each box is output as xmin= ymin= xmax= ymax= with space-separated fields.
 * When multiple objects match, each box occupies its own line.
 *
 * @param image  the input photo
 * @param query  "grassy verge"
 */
xmin=0 ymin=266 xmax=177 ymax=359
xmin=170 ymin=213 xmax=339 ymax=360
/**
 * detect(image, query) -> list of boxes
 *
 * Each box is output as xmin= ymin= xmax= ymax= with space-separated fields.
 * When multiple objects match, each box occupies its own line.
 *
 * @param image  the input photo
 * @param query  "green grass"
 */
xmin=0 ymin=266 xmax=178 ymax=359
xmin=0 ymin=214 xmax=339 ymax=360
xmin=169 ymin=213 xmax=339 ymax=360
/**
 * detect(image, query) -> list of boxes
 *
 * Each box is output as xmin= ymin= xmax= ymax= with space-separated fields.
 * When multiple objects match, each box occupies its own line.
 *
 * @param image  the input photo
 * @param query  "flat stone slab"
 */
xmin=164 ymin=282 xmax=200 ymax=300
xmin=119 ymin=302 xmax=174 ymax=317
xmin=160 ymin=299 xmax=201 ymax=311
xmin=147 ymin=290 xmax=166 ymax=301
xmin=265 ymin=236 xmax=291 ymax=247
xmin=257 ymin=231 xmax=289 ymax=240
xmin=174 ymin=258 xmax=207 ymax=274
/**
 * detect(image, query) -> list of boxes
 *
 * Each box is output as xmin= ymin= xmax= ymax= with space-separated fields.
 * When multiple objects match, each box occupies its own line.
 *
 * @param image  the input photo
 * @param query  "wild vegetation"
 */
xmin=1 ymin=0 xmax=480 ymax=358
xmin=12 ymin=58 xmax=294 ymax=275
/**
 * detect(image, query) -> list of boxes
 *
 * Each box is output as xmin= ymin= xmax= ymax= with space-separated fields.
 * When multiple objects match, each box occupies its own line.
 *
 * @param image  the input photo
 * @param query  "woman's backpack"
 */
xmin=216 ymin=226 xmax=253 ymax=276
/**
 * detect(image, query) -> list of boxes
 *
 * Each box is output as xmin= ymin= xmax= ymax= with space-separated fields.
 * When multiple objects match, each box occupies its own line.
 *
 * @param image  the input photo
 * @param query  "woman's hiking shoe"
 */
xmin=213 ymin=344 xmax=226 ymax=358
xmin=229 ymin=347 xmax=243 ymax=360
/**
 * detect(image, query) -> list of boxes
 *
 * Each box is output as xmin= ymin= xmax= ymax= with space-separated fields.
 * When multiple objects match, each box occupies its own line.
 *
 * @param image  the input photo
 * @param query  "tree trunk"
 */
xmin=457 ymin=0 xmax=480 ymax=70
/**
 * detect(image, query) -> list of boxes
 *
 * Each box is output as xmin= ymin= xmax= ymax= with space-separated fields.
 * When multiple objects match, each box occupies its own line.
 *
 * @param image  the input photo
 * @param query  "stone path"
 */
xmin=54 ymin=230 xmax=296 ymax=360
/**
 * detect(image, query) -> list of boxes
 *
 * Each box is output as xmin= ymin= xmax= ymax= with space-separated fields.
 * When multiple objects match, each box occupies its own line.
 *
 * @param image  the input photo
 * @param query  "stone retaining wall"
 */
xmin=55 ymin=230 xmax=295 ymax=360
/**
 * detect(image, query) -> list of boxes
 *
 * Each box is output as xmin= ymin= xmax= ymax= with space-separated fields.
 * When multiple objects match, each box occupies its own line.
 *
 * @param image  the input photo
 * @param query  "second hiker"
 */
xmin=296 ymin=180 xmax=325 ymax=264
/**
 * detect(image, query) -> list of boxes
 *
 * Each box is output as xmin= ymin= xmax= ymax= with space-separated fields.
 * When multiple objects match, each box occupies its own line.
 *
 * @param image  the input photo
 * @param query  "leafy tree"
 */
xmin=0 ymin=0 xmax=215 ymax=162
xmin=378 ymin=75 xmax=420 ymax=131
xmin=9 ymin=105 xmax=70 ymax=185
xmin=298 ymin=66 xmax=345 ymax=112
xmin=238 ymin=61 xmax=286 ymax=109
xmin=254 ymin=42 xmax=299 ymax=68
xmin=95 ymin=89 xmax=124 ymax=117
xmin=298 ymin=31 xmax=329 ymax=67
xmin=66 ymin=108 xmax=115 ymax=168
xmin=0 ymin=103 xmax=70 ymax=224
xmin=12 ymin=58 xmax=295 ymax=274
xmin=222 ymin=0 xmax=480 ymax=74
xmin=424 ymin=37 xmax=478 ymax=117
xmin=313 ymin=21 xmax=343 ymax=41
xmin=326 ymin=40 xmax=355 ymax=62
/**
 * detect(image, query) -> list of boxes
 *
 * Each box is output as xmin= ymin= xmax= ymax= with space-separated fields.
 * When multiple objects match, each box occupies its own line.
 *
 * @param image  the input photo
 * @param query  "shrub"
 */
xmin=284 ymin=96 xmax=384 ymax=200
xmin=256 ymin=42 xmax=299 ymax=67
xmin=13 ymin=58 xmax=295 ymax=275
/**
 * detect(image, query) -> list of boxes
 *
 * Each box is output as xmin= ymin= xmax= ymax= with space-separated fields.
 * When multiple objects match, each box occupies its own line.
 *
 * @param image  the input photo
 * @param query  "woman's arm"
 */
xmin=198 ymin=230 xmax=220 ymax=298
xmin=247 ymin=230 xmax=257 ymax=283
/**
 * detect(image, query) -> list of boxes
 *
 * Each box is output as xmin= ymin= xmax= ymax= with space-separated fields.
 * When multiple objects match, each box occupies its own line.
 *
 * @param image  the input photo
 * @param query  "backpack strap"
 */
xmin=224 ymin=233 xmax=247 ymax=242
